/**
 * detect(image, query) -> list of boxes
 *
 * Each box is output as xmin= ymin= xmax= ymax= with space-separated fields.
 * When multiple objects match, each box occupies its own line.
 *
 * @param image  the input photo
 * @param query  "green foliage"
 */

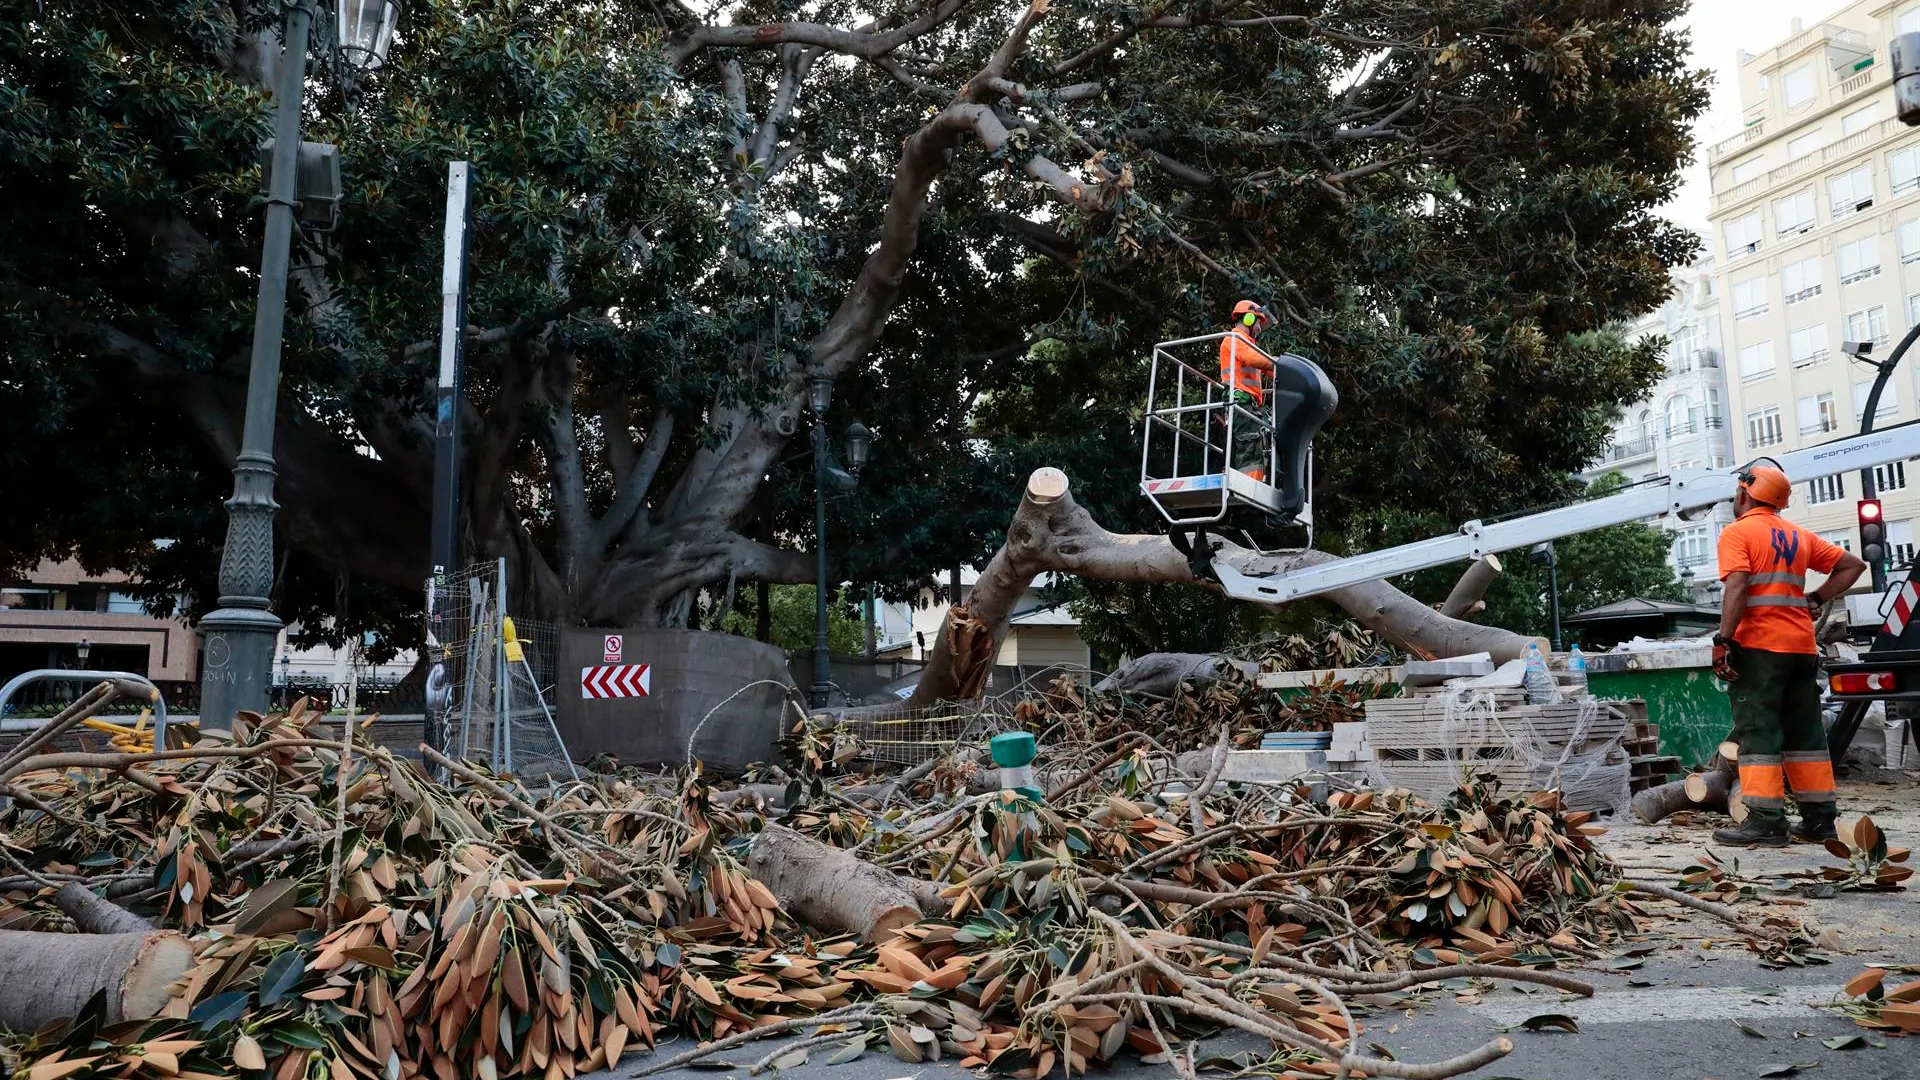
xmin=0 ymin=0 xmax=1709 ymax=657
xmin=715 ymin=585 xmax=865 ymax=654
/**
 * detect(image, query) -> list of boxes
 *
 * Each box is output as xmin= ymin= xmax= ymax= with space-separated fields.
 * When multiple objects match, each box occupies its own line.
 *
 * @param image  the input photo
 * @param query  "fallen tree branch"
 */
xmin=885 ymin=469 xmax=1540 ymax=712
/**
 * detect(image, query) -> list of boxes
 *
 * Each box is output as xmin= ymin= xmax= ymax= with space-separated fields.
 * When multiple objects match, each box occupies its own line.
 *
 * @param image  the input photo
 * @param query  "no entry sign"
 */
xmin=582 ymin=663 xmax=650 ymax=699
xmin=603 ymin=634 xmax=622 ymax=663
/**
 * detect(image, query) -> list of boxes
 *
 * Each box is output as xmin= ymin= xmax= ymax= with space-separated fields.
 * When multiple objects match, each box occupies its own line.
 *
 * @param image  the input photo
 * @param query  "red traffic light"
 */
xmin=1860 ymin=499 xmax=1884 ymax=522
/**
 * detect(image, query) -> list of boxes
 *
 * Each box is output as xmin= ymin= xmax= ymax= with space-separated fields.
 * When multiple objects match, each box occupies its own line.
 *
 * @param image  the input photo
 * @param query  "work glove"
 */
xmin=1712 ymin=641 xmax=1738 ymax=682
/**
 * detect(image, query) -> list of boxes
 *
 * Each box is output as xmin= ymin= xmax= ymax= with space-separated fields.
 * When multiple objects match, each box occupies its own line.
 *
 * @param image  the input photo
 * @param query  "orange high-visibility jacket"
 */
xmin=1716 ymin=506 xmax=1846 ymax=654
xmin=1218 ymin=325 xmax=1274 ymax=403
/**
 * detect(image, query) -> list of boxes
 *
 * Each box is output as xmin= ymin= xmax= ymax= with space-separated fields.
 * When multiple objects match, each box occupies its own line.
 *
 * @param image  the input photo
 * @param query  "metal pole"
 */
xmin=1543 ymin=544 xmax=1563 ymax=652
xmin=1854 ymin=323 xmax=1920 ymax=592
xmin=811 ymin=420 xmax=832 ymax=708
xmin=864 ymin=582 xmax=877 ymax=661
xmin=197 ymin=1 xmax=313 ymax=727
xmin=426 ymin=161 xmax=473 ymax=757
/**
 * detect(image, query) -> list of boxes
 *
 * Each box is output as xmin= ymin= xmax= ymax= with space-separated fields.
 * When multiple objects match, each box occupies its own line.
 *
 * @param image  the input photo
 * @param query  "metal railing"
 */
xmin=1605 ymin=436 xmax=1656 ymax=461
xmin=1665 ymin=417 xmax=1724 ymax=437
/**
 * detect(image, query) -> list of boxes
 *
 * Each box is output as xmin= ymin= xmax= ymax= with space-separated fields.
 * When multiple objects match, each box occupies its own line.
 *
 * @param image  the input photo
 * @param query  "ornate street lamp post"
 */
xmin=806 ymin=373 xmax=875 ymax=708
xmin=198 ymin=1 xmax=400 ymax=726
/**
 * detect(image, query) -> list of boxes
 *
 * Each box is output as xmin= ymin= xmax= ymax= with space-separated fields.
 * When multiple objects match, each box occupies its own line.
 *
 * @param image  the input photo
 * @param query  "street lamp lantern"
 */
xmin=337 ymin=0 xmax=401 ymax=72
xmin=807 ymin=370 xmax=834 ymax=415
xmin=844 ymin=422 xmax=872 ymax=473
xmin=76 ymin=638 xmax=91 ymax=669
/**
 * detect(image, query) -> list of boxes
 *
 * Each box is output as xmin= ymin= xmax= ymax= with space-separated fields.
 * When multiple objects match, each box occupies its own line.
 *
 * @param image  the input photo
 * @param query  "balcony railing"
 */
xmin=1785 ymin=284 xmax=1821 ymax=304
xmin=1792 ymin=349 xmax=1830 ymax=368
xmin=1708 ymin=119 xmax=1766 ymax=164
xmin=1800 ymin=418 xmax=1837 ymax=437
xmin=1840 ymin=265 xmax=1882 ymax=285
xmin=1666 ymin=417 xmax=1725 ymax=437
xmin=1606 ymin=437 xmax=1656 ymax=461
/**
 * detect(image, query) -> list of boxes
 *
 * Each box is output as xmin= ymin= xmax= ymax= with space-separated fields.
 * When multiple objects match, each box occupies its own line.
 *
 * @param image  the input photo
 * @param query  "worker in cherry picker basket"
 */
xmin=1218 ymin=300 xmax=1276 ymax=483
xmin=1712 ymin=465 xmax=1867 ymax=846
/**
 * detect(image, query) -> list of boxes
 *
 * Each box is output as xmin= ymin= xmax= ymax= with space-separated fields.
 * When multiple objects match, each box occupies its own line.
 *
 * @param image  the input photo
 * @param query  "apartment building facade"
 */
xmin=1707 ymin=5 xmax=1920 ymax=574
xmin=1587 ymin=257 xmax=1738 ymax=600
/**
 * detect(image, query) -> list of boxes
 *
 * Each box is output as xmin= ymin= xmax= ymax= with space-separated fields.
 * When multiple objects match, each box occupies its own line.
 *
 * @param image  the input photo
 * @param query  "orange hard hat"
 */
xmin=1739 ymin=465 xmax=1792 ymax=509
xmin=1231 ymin=299 xmax=1271 ymax=328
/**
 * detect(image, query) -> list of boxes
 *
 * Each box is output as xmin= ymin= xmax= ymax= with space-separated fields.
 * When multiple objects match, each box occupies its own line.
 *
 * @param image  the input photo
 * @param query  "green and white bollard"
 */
xmin=990 ymin=731 xmax=1044 ymax=860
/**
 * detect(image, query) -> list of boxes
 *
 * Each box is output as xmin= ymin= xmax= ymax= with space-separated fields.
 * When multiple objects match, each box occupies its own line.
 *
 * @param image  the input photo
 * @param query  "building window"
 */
xmin=105 ymin=592 xmax=145 ymax=615
xmin=1903 ymin=219 xmax=1920 ymax=264
xmin=1739 ymin=340 xmax=1775 ymax=382
xmin=1877 ymin=461 xmax=1910 ymax=493
xmin=1746 ymin=406 xmax=1784 ymax=448
xmin=1707 ymin=387 xmax=1723 ymax=423
xmin=1808 ymin=474 xmax=1846 ymax=504
xmin=1732 ymin=276 xmax=1768 ymax=319
xmin=1783 ymin=65 xmax=1815 ymax=109
xmin=1819 ymin=528 xmax=1855 ymax=554
xmin=1799 ymin=391 xmax=1838 ymax=437
xmin=1782 ymin=256 xmax=1822 ymax=302
xmin=1831 ymin=164 xmax=1875 ymax=217
xmin=1731 ymin=156 xmax=1765 ymax=184
xmin=1844 ymin=103 xmax=1883 ymax=136
xmin=1846 ymin=306 xmax=1889 ymax=345
xmin=1839 ymin=236 xmax=1881 ymax=284
xmin=0 ymin=587 xmax=55 ymax=610
xmin=1855 ymin=380 xmax=1900 ymax=423
xmin=1787 ymin=131 xmax=1823 ymax=161
xmin=1673 ymin=526 xmax=1711 ymax=568
xmin=1725 ymin=211 xmax=1763 ymax=258
xmin=1891 ymin=520 xmax=1917 ymax=568
xmin=1666 ymin=394 xmax=1692 ymax=435
xmin=1893 ymin=145 xmax=1920 ymax=197
xmin=1790 ymin=323 xmax=1829 ymax=367
xmin=1775 ymin=189 xmax=1816 ymax=234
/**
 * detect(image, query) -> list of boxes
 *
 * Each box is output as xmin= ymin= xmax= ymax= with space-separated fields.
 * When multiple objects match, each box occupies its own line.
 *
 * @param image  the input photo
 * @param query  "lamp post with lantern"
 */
xmin=806 ymin=371 xmax=874 ymax=708
xmin=197 ymin=1 xmax=401 ymax=727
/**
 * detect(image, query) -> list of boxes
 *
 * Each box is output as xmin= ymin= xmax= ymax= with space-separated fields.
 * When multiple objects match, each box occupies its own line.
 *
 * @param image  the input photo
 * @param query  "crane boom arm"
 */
xmin=1216 ymin=421 xmax=1920 ymax=605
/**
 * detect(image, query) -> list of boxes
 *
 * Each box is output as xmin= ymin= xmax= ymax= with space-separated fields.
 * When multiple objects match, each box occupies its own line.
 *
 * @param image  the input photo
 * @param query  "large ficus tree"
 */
xmin=0 ymin=0 xmax=1706 ymax=649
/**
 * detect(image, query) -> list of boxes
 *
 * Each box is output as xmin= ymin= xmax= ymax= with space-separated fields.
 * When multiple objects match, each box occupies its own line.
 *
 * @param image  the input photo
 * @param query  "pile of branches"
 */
xmin=0 ymin=685 xmax=1653 ymax=1080
xmin=1014 ymin=674 xmax=1389 ymax=754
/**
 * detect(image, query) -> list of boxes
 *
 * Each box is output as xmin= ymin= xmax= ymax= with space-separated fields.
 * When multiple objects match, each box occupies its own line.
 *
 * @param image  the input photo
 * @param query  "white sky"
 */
xmin=1666 ymin=0 xmax=1853 ymax=237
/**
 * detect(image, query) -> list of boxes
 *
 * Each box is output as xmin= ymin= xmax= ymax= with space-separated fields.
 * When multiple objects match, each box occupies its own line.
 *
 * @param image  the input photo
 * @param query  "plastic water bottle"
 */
xmin=1565 ymin=644 xmax=1589 ymax=697
xmin=1523 ymin=641 xmax=1559 ymax=704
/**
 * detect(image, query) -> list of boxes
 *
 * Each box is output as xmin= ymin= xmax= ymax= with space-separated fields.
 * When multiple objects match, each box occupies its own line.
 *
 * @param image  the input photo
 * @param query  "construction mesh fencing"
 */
xmin=425 ymin=559 xmax=577 ymax=781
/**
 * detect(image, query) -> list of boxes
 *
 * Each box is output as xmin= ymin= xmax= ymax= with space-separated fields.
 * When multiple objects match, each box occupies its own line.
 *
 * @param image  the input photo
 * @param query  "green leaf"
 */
xmin=656 ymin=942 xmax=683 ymax=968
xmin=258 ymin=948 xmax=304 ymax=1007
xmin=826 ymin=1036 xmax=869 ymax=1065
xmin=1735 ymin=1021 xmax=1767 ymax=1038
xmin=1519 ymin=1014 xmax=1579 ymax=1033
xmin=1757 ymin=1064 xmax=1818 ymax=1077
xmin=273 ymin=1020 xmax=329 ymax=1050
xmin=768 ymin=1048 xmax=809 ymax=1072
xmin=189 ymin=990 xmax=250 ymax=1030
xmin=1604 ymin=956 xmax=1645 ymax=970
xmin=1821 ymin=1035 xmax=1866 ymax=1050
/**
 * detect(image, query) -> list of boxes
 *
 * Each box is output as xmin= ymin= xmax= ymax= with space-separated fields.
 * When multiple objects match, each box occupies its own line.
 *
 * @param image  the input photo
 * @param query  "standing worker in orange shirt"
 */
xmin=1711 ymin=465 xmax=1868 ymax=846
xmin=1219 ymin=300 xmax=1276 ymax=482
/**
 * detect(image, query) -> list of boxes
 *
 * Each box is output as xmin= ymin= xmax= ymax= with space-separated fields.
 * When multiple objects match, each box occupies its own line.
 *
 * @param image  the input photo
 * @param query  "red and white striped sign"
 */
xmin=1885 ymin=579 xmax=1919 ymax=638
xmin=581 ymin=663 xmax=651 ymax=699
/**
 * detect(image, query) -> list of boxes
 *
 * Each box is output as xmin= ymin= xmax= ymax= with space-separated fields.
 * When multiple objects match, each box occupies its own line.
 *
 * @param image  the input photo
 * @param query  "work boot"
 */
xmin=1792 ymin=804 xmax=1839 ymax=843
xmin=1712 ymin=817 xmax=1790 ymax=848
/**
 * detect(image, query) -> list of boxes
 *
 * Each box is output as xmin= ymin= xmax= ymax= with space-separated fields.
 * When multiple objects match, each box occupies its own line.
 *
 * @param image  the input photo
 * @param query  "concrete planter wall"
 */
xmin=555 ymin=629 xmax=797 ymax=773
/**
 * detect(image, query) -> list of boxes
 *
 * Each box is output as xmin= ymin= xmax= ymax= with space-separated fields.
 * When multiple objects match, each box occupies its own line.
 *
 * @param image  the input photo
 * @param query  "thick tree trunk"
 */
xmin=1440 ymin=556 xmax=1503 ymax=619
xmin=895 ymin=469 xmax=1539 ymax=710
xmin=1094 ymin=653 xmax=1259 ymax=698
xmin=0 ymin=929 xmax=194 ymax=1030
xmin=54 ymin=883 xmax=154 ymax=935
xmin=744 ymin=825 xmax=921 ymax=941
xmin=1632 ymin=741 xmax=1738 ymax=824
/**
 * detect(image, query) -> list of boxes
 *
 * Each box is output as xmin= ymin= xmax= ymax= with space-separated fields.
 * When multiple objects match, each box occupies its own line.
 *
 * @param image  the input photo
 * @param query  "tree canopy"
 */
xmin=0 ymin=0 xmax=1708 ymax=655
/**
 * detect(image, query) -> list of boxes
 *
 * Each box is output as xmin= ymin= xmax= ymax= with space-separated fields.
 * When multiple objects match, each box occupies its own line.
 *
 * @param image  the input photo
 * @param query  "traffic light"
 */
xmin=1860 ymin=498 xmax=1887 ymax=563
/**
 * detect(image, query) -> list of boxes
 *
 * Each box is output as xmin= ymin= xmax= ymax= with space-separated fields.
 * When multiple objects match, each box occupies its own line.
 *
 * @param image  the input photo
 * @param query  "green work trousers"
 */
xmin=1725 ymin=646 xmax=1836 ymax=827
xmin=1227 ymin=389 xmax=1270 ymax=476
